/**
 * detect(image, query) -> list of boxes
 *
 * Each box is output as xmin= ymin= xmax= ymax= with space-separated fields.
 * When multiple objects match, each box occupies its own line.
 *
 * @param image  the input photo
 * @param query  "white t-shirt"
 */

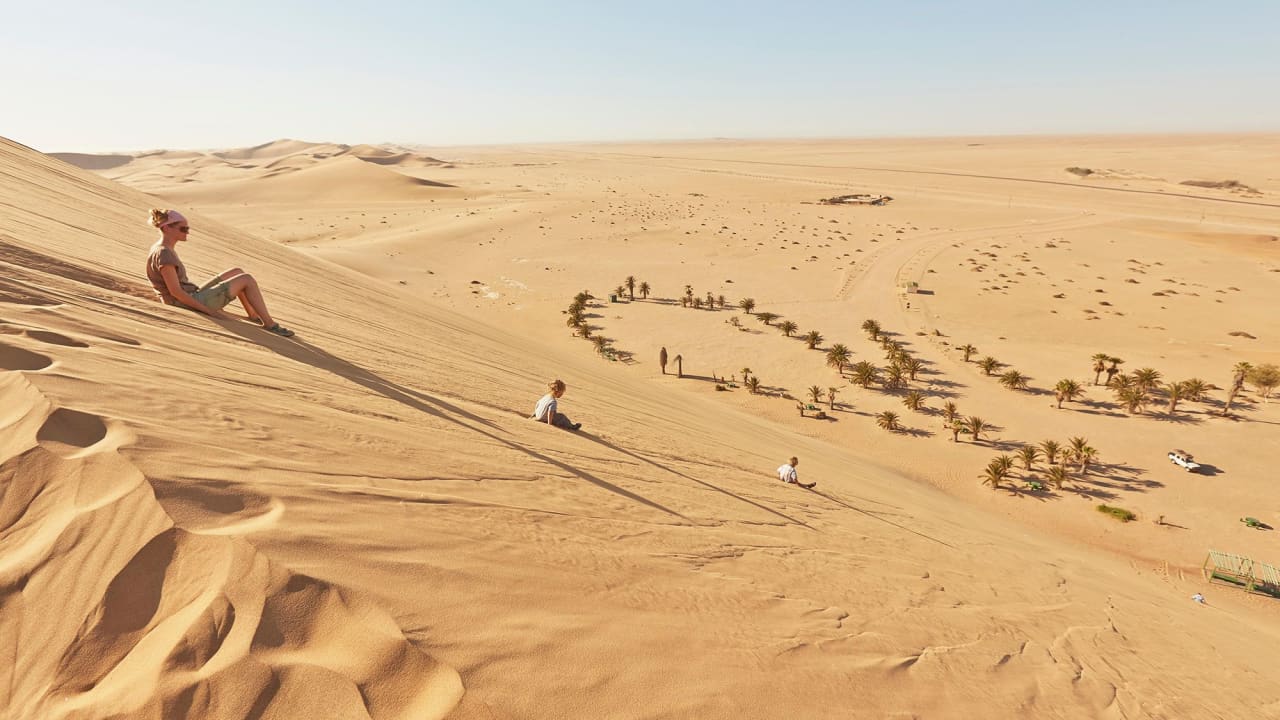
xmin=533 ymin=393 xmax=558 ymax=421
xmin=777 ymin=463 xmax=797 ymax=483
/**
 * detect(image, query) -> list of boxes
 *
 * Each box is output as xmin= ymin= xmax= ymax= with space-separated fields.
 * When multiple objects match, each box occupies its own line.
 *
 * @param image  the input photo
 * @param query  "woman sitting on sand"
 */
xmin=145 ymin=208 xmax=294 ymax=337
xmin=532 ymin=379 xmax=582 ymax=431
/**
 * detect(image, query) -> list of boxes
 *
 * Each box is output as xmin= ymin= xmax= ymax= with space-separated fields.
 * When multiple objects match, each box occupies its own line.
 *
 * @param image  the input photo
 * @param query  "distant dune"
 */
xmin=49 ymin=152 xmax=133 ymax=171
xmin=162 ymin=154 xmax=456 ymax=204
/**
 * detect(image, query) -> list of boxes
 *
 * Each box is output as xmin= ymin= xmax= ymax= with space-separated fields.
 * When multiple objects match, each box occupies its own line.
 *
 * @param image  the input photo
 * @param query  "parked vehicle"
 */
xmin=1168 ymin=449 xmax=1201 ymax=472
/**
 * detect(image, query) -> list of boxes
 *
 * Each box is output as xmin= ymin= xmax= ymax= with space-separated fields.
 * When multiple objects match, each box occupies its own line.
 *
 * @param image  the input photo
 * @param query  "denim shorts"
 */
xmin=191 ymin=279 xmax=235 ymax=310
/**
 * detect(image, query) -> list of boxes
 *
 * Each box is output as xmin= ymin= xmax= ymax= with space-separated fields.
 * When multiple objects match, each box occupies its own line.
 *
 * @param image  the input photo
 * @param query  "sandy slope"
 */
xmin=5 ymin=134 xmax=1280 ymax=719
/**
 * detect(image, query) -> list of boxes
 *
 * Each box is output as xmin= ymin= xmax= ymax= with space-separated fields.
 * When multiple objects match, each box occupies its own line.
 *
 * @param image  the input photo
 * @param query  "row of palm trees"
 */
xmin=981 ymin=437 xmax=1098 ymax=491
xmin=618 ymin=276 xmax=650 ymax=301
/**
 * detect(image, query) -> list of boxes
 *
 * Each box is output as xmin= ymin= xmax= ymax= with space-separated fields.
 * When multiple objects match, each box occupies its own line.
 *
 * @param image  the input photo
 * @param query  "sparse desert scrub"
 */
xmin=979 ymin=356 xmax=1000 ymax=376
xmin=1096 ymin=504 xmax=1136 ymax=522
xmin=1248 ymin=363 xmax=1280 ymax=401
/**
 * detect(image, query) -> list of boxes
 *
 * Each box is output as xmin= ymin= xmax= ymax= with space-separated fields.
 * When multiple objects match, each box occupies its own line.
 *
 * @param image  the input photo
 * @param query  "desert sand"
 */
xmin=3 ymin=133 xmax=1278 ymax=719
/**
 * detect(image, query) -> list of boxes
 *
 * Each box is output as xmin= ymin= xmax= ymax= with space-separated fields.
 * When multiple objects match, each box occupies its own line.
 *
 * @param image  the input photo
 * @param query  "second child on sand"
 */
xmin=777 ymin=457 xmax=815 ymax=489
xmin=532 ymin=379 xmax=582 ymax=431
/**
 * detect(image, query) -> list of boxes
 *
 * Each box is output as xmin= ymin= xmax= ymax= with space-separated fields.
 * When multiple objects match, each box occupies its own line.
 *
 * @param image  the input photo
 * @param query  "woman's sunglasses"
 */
xmin=167 ymin=224 xmax=190 ymax=233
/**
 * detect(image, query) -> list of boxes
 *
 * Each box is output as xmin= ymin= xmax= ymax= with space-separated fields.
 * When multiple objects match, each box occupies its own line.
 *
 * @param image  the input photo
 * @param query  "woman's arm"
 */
xmin=159 ymin=265 xmax=232 ymax=319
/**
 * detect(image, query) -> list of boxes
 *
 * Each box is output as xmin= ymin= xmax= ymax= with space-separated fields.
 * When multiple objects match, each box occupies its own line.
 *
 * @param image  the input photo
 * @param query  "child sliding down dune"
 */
xmin=144 ymin=208 xmax=295 ymax=337
xmin=532 ymin=379 xmax=582 ymax=430
xmin=777 ymin=457 xmax=815 ymax=489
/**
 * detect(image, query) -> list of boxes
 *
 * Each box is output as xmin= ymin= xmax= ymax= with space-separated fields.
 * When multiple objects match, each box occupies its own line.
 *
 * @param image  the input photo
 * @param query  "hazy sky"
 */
xmin=5 ymin=1 xmax=1278 ymax=152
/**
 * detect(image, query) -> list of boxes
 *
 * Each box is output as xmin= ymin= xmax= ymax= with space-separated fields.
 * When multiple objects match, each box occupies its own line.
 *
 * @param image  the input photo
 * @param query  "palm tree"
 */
xmin=1045 ymin=464 xmax=1069 ymax=490
xmin=1222 ymin=361 xmax=1251 ymax=416
xmin=638 ymin=281 xmax=650 ymax=299
xmin=1164 ymin=381 xmax=1186 ymax=415
xmin=778 ymin=320 xmax=799 ymax=337
xmin=1074 ymin=446 xmax=1098 ymax=476
xmin=1133 ymin=367 xmax=1162 ymax=393
xmin=757 ymin=312 xmax=779 ymax=326
xmin=1091 ymin=353 xmax=1110 ymax=385
xmin=1248 ymin=363 xmax=1280 ymax=402
xmin=1040 ymin=439 xmax=1062 ymax=466
xmin=964 ymin=416 xmax=988 ymax=442
xmin=741 ymin=367 xmax=752 ymax=382
xmin=903 ymin=390 xmax=926 ymax=412
xmin=883 ymin=364 xmax=906 ymax=390
xmin=573 ymin=290 xmax=591 ymax=306
xmin=1116 ymin=385 xmax=1148 ymax=414
xmin=717 ymin=294 xmax=727 ymax=309
xmin=804 ymin=330 xmax=823 ymax=350
xmin=850 ymin=361 xmax=878 ymax=388
xmin=826 ymin=344 xmax=852 ymax=374
xmin=625 ymin=276 xmax=636 ymax=300
xmin=1067 ymin=437 xmax=1096 ymax=474
xmin=1181 ymin=378 xmax=1209 ymax=403
xmin=876 ymin=410 xmax=901 ymax=432
xmin=993 ymin=454 xmax=1016 ymax=476
xmin=941 ymin=401 xmax=960 ymax=424
xmin=614 ymin=284 xmax=627 ymax=300
xmin=950 ymin=420 xmax=965 ymax=442
xmin=999 ymin=369 xmax=1029 ymax=391
xmin=566 ymin=306 xmax=585 ymax=326
xmin=862 ymin=319 xmax=882 ymax=340
xmin=591 ymin=335 xmax=610 ymax=355
xmin=739 ymin=297 xmax=756 ymax=314
xmin=903 ymin=357 xmax=924 ymax=381
xmin=827 ymin=387 xmax=839 ymax=410
xmin=705 ymin=291 xmax=715 ymax=309
xmin=1104 ymin=357 xmax=1124 ymax=386
xmin=979 ymin=356 xmax=1000 ymax=376
xmin=691 ymin=297 xmax=704 ymax=310
xmin=1017 ymin=445 xmax=1040 ymax=471
xmin=980 ymin=463 xmax=1004 ymax=490
xmin=579 ymin=323 xmax=592 ymax=339
xmin=960 ymin=344 xmax=977 ymax=363
xmin=744 ymin=376 xmax=761 ymax=394
xmin=808 ymin=385 xmax=824 ymax=404
xmin=680 ymin=295 xmax=689 ymax=308
xmin=1054 ymin=379 xmax=1084 ymax=408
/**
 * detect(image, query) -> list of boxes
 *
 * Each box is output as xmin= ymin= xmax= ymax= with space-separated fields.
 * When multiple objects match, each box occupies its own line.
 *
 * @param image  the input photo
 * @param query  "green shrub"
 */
xmin=1096 ymin=504 xmax=1136 ymax=522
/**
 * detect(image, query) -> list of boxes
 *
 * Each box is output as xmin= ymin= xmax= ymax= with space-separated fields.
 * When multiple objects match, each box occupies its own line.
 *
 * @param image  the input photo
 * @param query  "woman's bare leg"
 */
xmin=212 ymin=267 xmax=245 ymax=283
xmin=226 ymin=274 xmax=275 ymax=328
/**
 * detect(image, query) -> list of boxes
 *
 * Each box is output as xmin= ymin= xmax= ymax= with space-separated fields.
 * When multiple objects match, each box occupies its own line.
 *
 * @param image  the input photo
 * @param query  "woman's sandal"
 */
xmin=265 ymin=323 xmax=295 ymax=337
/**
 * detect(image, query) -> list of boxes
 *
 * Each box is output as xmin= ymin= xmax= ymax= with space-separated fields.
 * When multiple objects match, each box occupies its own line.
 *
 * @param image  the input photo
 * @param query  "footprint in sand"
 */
xmin=0 ymin=341 xmax=53 ymax=371
xmin=36 ymin=408 xmax=109 ymax=455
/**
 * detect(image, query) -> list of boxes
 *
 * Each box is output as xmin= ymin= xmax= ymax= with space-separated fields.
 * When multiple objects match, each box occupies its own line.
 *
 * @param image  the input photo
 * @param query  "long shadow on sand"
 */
xmin=576 ymin=432 xmax=812 ymax=529
xmin=222 ymin=324 xmax=691 ymax=523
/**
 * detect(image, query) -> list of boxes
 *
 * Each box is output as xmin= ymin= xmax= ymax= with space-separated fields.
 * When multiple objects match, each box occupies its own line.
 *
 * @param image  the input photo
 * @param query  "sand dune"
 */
xmin=161 ymin=154 xmax=458 ymax=204
xmin=5 ymin=133 xmax=1280 ymax=719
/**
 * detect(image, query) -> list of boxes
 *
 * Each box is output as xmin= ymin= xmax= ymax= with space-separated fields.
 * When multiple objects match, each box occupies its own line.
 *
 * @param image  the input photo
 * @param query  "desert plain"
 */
xmin=2 ymin=132 xmax=1279 ymax=718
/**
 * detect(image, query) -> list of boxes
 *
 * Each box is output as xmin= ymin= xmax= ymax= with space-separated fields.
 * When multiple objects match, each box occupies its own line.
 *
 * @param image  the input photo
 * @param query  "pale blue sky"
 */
xmin=5 ymin=1 xmax=1278 ymax=152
